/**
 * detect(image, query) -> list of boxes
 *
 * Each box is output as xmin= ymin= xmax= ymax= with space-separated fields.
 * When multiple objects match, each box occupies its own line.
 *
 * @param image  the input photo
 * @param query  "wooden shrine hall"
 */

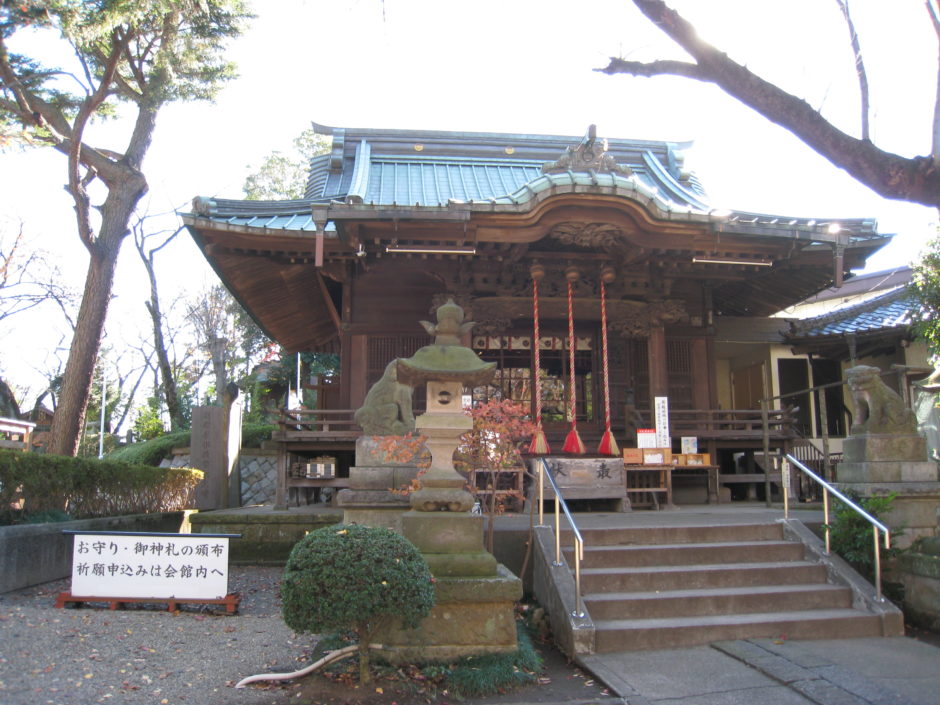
xmin=182 ymin=122 xmax=892 ymax=501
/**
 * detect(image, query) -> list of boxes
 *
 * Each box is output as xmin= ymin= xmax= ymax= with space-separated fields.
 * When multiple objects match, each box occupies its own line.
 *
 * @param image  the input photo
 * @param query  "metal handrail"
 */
xmin=535 ymin=458 xmax=586 ymax=618
xmin=783 ymin=453 xmax=891 ymax=601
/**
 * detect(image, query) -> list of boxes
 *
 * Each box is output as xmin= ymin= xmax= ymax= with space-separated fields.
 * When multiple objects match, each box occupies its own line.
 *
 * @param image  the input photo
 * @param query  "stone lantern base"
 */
xmin=376 ymin=564 xmax=522 ymax=662
xmin=372 ymin=509 xmax=522 ymax=661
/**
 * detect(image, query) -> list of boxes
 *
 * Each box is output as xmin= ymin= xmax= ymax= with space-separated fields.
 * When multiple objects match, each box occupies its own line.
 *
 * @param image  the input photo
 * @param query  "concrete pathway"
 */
xmin=578 ymin=636 xmax=940 ymax=705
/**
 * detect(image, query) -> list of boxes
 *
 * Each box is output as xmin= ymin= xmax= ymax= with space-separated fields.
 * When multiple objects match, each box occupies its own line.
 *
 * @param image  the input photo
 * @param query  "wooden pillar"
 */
xmin=691 ymin=338 xmax=710 ymax=410
xmin=647 ymin=325 xmax=668 ymax=404
xmin=348 ymin=334 xmax=369 ymax=409
xmin=339 ymin=270 xmax=354 ymax=408
xmin=274 ymin=442 xmax=288 ymax=511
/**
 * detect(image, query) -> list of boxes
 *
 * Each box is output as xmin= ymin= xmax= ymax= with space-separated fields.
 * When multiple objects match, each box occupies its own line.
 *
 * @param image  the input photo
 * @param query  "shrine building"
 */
xmin=182 ymin=122 xmax=893 ymax=503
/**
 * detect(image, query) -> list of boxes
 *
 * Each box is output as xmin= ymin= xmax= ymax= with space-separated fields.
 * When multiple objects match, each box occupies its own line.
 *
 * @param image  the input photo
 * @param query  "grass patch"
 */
xmin=446 ymin=625 xmax=541 ymax=696
xmin=314 ymin=622 xmax=542 ymax=698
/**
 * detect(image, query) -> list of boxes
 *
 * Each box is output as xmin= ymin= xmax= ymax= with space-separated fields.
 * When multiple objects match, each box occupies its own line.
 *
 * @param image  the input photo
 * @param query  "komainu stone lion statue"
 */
xmin=354 ymin=359 xmax=415 ymax=436
xmin=846 ymin=365 xmax=917 ymax=435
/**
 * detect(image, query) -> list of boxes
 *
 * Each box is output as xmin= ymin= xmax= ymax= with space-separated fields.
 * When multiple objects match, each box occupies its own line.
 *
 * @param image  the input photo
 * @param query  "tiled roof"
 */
xmin=182 ymin=122 xmax=883 ymax=244
xmin=303 ymin=125 xmax=710 ymax=212
xmin=787 ymin=287 xmax=913 ymax=338
xmin=188 ymin=197 xmax=333 ymax=233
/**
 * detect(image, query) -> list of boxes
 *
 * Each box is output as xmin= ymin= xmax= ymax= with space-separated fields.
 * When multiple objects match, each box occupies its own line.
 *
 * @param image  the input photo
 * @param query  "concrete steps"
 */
xmin=584 ymin=583 xmax=853 ymax=620
xmin=593 ymin=609 xmax=882 ymax=652
xmin=570 ymin=521 xmax=887 ymax=651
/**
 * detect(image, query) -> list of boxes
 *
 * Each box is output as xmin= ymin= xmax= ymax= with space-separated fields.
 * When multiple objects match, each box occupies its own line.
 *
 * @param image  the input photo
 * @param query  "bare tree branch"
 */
xmin=599 ymin=0 xmax=940 ymax=208
xmin=835 ymin=0 xmax=870 ymax=141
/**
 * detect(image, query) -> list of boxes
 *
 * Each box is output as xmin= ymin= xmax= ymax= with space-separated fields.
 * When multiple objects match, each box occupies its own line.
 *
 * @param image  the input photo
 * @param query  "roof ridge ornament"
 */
xmin=542 ymin=125 xmax=633 ymax=176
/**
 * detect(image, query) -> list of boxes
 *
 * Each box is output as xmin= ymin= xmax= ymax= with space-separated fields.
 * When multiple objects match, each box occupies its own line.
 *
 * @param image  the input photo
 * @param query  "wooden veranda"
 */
xmin=271 ymin=406 xmax=798 ymax=509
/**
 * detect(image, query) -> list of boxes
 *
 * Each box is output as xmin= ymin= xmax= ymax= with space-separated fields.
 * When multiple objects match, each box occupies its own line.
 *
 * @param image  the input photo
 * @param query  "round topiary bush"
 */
xmin=281 ymin=523 xmax=435 ymax=684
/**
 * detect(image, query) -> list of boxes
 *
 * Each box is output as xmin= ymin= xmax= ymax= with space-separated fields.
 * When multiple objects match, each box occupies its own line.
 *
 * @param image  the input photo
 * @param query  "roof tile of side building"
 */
xmin=786 ymin=286 xmax=913 ymax=339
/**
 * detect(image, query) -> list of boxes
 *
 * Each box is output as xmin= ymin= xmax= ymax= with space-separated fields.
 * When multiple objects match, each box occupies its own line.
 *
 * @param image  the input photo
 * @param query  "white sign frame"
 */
xmin=654 ymin=396 xmax=670 ymax=448
xmin=68 ymin=532 xmax=233 ymax=600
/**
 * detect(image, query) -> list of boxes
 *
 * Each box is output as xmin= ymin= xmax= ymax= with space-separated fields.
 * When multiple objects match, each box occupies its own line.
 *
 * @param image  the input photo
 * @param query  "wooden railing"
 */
xmin=627 ymin=408 xmax=797 ymax=440
xmin=0 ymin=417 xmax=36 ymax=452
xmin=273 ymin=409 xmax=360 ymax=441
xmin=273 ymin=407 xmax=797 ymax=446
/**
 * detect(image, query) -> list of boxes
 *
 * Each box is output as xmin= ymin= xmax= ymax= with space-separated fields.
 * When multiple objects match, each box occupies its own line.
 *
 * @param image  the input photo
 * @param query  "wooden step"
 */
xmin=573 ymin=540 xmax=805 ymax=568
xmin=583 ymin=583 xmax=852 ymax=620
xmin=593 ymin=609 xmax=883 ymax=652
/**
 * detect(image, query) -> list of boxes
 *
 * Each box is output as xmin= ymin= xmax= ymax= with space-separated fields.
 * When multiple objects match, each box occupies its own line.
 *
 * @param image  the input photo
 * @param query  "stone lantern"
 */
xmin=378 ymin=298 xmax=522 ymax=660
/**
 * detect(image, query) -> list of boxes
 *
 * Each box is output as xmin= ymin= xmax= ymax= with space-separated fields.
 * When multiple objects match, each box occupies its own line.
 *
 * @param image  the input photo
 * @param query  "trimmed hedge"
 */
xmin=107 ymin=423 xmax=275 ymax=467
xmin=0 ymin=449 xmax=202 ymax=523
xmin=107 ymin=430 xmax=191 ymax=466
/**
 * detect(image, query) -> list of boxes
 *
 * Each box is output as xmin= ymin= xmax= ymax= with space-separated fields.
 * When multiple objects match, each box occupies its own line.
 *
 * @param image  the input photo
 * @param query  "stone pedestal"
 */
xmin=837 ymin=432 xmax=940 ymax=549
xmin=191 ymin=402 xmax=242 ymax=510
xmin=899 ymin=538 xmax=940 ymax=632
xmin=402 ymin=511 xmax=497 ymax=577
xmin=377 ymin=564 xmax=522 ymax=662
xmin=338 ymin=436 xmax=426 ymax=532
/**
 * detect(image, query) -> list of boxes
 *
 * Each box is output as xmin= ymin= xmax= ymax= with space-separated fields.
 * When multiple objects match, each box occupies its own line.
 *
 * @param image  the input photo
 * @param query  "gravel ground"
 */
xmin=0 ymin=568 xmax=614 ymax=705
xmin=0 ymin=567 xmax=312 ymax=705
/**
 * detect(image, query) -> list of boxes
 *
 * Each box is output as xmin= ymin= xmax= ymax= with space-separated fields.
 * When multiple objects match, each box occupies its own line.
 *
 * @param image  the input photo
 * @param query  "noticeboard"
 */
xmin=67 ymin=531 xmax=235 ymax=600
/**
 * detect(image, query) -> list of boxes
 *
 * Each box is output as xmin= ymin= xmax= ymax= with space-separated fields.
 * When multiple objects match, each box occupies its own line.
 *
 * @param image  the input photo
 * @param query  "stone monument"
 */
xmin=339 ymin=362 xmax=424 ymax=532
xmin=837 ymin=365 xmax=940 ymax=548
xmin=376 ymin=298 xmax=523 ymax=661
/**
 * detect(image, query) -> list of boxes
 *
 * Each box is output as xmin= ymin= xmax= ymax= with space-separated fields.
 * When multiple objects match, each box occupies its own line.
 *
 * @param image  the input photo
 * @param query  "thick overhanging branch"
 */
xmin=68 ymin=32 xmax=126 ymax=252
xmin=927 ymin=0 xmax=940 ymax=160
xmin=601 ymin=57 xmax=702 ymax=79
xmin=600 ymin=0 xmax=940 ymax=209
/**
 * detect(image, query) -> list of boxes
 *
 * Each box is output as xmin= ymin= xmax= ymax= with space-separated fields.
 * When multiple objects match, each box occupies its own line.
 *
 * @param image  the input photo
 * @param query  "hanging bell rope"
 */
xmin=562 ymin=266 xmax=586 ymax=455
xmin=597 ymin=266 xmax=620 ymax=456
xmin=528 ymin=264 xmax=550 ymax=454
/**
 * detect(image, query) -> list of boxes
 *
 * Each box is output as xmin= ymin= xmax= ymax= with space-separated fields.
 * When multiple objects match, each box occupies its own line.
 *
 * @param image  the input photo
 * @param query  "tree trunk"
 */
xmin=47 ymin=248 xmax=119 ymax=455
xmin=145 ymin=299 xmax=184 ymax=430
xmin=48 ymin=170 xmax=147 ymax=455
xmin=209 ymin=335 xmax=228 ymax=405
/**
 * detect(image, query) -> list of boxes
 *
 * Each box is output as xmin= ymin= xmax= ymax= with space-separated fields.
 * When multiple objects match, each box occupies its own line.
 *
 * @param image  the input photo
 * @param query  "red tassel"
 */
xmin=528 ymin=426 xmax=551 ymax=455
xmin=597 ymin=427 xmax=620 ymax=457
xmin=562 ymin=426 xmax=586 ymax=455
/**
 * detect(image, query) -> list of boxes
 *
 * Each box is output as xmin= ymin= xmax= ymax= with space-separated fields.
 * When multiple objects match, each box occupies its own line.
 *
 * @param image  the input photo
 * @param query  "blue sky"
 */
xmin=0 ymin=0 xmax=936 ymax=400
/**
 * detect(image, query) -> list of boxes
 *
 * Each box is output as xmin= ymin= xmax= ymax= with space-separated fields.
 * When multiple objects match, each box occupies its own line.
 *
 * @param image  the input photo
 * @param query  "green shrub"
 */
xmin=281 ymin=523 xmax=435 ymax=685
xmin=829 ymin=490 xmax=904 ymax=601
xmin=241 ymin=423 xmax=274 ymax=448
xmin=0 ymin=450 xmax=202 ymax=524
xmin=108 ymin=423 xmax=274 ymax=466
xmin=107 ymin=431 xmax=191 ymax=466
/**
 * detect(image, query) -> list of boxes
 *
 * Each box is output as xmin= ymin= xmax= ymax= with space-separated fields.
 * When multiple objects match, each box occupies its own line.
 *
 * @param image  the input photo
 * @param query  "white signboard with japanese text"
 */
xmin=654 ymin=396 xmax=670 ymax=448
xmin=69 ymin=532 xmax=231 ymax=600
xmin=637 ymin=429 xmax=657 ymax=449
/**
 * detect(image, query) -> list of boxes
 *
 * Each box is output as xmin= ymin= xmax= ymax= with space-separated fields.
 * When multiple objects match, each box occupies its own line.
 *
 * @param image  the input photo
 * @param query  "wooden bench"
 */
xmin=672 ymin=465 xmax=720 ymax=504
xmin=286 ymin=477 xmax=350 ymax=506
xmin=718 ymin=472 xmax=790 ymax=501
xmin=624 ymin=464 xmax=673 ymax=509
